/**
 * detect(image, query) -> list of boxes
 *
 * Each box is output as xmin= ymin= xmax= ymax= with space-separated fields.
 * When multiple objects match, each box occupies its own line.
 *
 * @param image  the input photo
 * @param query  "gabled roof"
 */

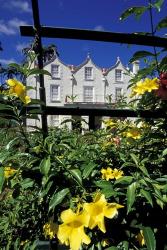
xmin=104 ymin=57 xmax=131 ymax=75
xmin=73 ymin=53 xmax=102 ymax=73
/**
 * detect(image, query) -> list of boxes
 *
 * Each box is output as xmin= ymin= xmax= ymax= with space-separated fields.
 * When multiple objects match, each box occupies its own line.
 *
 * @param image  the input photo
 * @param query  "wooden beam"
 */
xmin=20 ymin=26 xmax=167 ymax=48
xmin=31 ymin=0 xmax=48 ymax=136
xmin=26 ymin=106 xmax=167 ymax=118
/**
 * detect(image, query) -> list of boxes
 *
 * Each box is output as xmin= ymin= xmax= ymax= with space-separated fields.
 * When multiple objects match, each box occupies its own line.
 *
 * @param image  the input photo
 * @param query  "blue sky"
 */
xmin=0 ymin=0 xmax=166 ymax=69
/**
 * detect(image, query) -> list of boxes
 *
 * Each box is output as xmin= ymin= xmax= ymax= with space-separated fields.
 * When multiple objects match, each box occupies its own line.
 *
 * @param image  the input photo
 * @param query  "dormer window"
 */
xmin=115 ymin=69 xmax=123 ymax=82
xmin=85 ymin=67 xmax=93 ymax=80
xmin=51 ymin=64 xmax=60 ymax=79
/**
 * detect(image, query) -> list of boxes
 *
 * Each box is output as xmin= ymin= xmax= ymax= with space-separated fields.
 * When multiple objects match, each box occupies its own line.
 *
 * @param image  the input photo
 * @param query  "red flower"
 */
xmin=155 ymin=85 xmax=167 ymax=100
xmin=159 ymin=72 xmax=167 ymax=86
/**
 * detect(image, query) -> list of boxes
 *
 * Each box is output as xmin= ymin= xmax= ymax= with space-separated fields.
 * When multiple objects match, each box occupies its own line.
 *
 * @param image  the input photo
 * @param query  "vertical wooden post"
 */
xmin=31 ymin=0 xmax=48 ymax=136
xmin=89 ymin=115 xmax=95 ymax=130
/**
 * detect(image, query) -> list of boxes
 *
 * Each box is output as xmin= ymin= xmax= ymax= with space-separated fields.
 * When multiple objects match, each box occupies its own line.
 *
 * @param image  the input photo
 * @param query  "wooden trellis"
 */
xmin=20 ymin=0 xmax=167 ymax=134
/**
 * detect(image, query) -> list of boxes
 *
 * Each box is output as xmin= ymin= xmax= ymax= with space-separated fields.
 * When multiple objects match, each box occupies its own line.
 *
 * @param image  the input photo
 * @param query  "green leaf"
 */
xmin=95 ymin=180 xmax=115 ymax=198
xmin=162 ymin=148 xmax=167 ymax=156
xmin=129 ymin=51 xmax=155 ymax=63
xmin=49 ymin=188 xmax=70 ymax=211
xmin=143 ymin=227 xmax=156 ymax=250
xmin=130 ymin=153 xmax=139 ymax=166
xmin=156 ymin=16 xmax=167 ymax=30
xmin=5 ymin=137 xmax=20 ymax=150
xmin=27 ymin=68 xmax=52 ymax=77
xmin=153 ymin=0 xmax=164 ymax=12
xmin=69 ymin=169 xmax=82 ymax=185
xmin=120 ymin=6 xmax=148 ymax=21
xmin=114 ymin=176 xmax=133 ymax=185
xmin=82 ymin=162 xmax=97 ymax=179
xmin=20 ymin=178 xmax=34 ymax=189
xmin=0 ymin=168 xmax=5 ymax=193
xmin=127 ymin=182 xmax=137 ymax=214
xmin=40 ymin=157 xmax=51 ymax=176
xmin=140 ymin=189 xmax=153 ymax=206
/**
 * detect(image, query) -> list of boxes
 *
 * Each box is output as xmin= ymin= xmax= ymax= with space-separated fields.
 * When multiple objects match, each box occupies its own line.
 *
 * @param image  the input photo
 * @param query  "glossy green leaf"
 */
xmin=120 ymin=6 xmax=148 ymax=21
xmin=83 ymin=162 xmax=97 ymax=179
xmin=143 ymin=227 xmax=156 ymax=250
xmin=20 ymin=178 xmax=34 ymax=189
xmin=127 ymin=182 xmax=137 ymax=214
xmin=40 ymin=156 xmax=51 ymax=176
xmin=69 ymin=169 xmax=82 ymax=185
xmin=153 ymin=0 xmax=164 ymax=12
xmin=114 ymin=176 xmax=133 ymax=185
xmin=156 ymin=16 xmax=167 ymax=30
xmin=140 ymin=189 xmax=153 ymax=206
xmin=49 ymin=188 xmax=69 ymax=211
xmin=0 ymin=168 xmax=4 ymax=193
xmin=129 ymin=51 xmax=155 ymax=63
xmin=27 ymin=68 xmax=52 ymax=77
xmin=95 ymin=180 xmax=115 ymax=198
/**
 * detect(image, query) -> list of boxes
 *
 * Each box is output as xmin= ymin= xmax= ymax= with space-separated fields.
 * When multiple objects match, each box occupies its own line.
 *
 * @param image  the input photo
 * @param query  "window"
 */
xmin=83 ymin=86 xmax=94 ymax=102
xmin=115 ymin=69 xmax=123 ymax=82
xmin=51 ymin=64 xmax=60 ymax=78
xmin=50 ymin=85 xmax=60 ymax=101
xmin=85 ymin=67 xmax=93 ymax=80
xmin=115 ymin=88 xmax=123 ymax=101
xmin=50 ymin=115 xmax=60 ymax=127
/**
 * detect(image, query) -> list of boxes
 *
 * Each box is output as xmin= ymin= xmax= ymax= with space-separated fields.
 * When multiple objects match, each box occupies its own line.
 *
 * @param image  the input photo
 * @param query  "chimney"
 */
xmin=132 ymin=60 xmax=139 ymax=74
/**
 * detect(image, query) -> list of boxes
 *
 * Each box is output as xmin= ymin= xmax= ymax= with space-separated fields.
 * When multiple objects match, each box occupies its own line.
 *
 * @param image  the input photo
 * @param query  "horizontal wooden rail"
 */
xmin=26 ymin=106 xmax=167 ymax=118
xmin=20 ymin=26 xmax=167 ymax=48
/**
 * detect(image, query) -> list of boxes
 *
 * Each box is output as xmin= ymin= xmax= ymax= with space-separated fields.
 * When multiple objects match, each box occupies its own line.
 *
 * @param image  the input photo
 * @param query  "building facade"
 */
xmin=27 ymin=52 xmax=139 ymax=129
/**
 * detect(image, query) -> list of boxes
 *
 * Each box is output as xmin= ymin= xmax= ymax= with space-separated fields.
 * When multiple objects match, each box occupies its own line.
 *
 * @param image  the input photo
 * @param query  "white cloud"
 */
xmin=16 ymin=42 xmax=30 ymax=53
xmin=0 ymin=58 xmax=16 ymax=65
xmin=3 ymin=0 xmax=31 ymax=13
xmin=0 ymin=18 xmax=28 ymax=36
xmin=94 ymin=25 xmax=105 ymax=31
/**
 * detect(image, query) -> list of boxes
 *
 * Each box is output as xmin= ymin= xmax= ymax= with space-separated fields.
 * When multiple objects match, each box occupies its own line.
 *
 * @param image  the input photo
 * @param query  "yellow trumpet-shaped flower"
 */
xmin=123 ymin=128 xmax=141 ymax=139
xmin=4 ymin=166 xmax=17 ymax=179
xmin=112 ymin=168 xmax=124 ymax=180
xmin=43 ymin=220 xmax=58 ymax=239
xmin=84 ymin=194 xmax=124 ymax=233
xmin=57 ymin=209 xmax=91 ymax=250
xmin=101 ymin=167 xmax=115 ymax=181
xmin=136 ymin=230 xmax=145 ymax=246
xmin=6 ymin=79 xmax=31 ymax=104
xmin=101 ymin=167 xmax=124 ymax=181
xmin=131 ymin=78 xmax=159 ymax=96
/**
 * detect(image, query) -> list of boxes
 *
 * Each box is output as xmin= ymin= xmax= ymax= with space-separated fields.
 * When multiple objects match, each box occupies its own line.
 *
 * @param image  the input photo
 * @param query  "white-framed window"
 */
xmin=115 ymin=87 xmax=123 ymax=101
xmin=83 ymin=86 xmax=94 ymax=102
xmin=51 ymin=64 xmax=60 ymax=78
xmin=50 ymin=115 xmax=60 ymax=127
xmin=85 ymin=67 xmax=93 ymax=80
xmin=50 ymin=85 xmax=60 ymax=101
xmin=115 ymin=69 xmax=123 ymax=82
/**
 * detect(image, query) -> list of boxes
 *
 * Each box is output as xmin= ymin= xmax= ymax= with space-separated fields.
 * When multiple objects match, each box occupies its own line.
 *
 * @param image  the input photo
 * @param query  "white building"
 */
xmin=27 ymin=52 xmax=139 ymax=129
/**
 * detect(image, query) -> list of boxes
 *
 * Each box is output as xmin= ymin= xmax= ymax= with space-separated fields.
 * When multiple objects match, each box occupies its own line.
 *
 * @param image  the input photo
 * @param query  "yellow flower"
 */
xmin=112 ymin=168 xmax=124 ymax=179
xmin=57 ymin=209 xmax=91 ymax=250
xmin=131 ymin=78 xmax=159 ymax=96
xmin=136 ymin=230 xmax=145 ymax=246
xmin=103 ymin=119 xmax=117 ymax=129
xmin=101 ymin=167 xmax=115 ymax=181
xmin=101 ymin=239 xmax=110 ymax=247
xmin=43 ymin=220 xmax=58 ymax=239
xmin=124 ymin=128 xmax=141 ymax=139
xmin=101 ymin=167 xmax=123 ymax=180
xmin=6 ymin=78 xmax=31 ymax=104
xmin=83 ymin=194 xmax=124 ymax=233
xmin=20 ymin=240 xmax=29 ymax=246
xmin=4 ymin=167 xmax=17 ymax=179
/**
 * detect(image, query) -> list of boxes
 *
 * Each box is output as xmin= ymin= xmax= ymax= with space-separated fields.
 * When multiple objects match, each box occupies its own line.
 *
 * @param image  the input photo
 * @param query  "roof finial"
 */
xmin=117 ymin=56 xmax=120 ymax=62
xmin=87 ymin=52 xmax=90 ymax=59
